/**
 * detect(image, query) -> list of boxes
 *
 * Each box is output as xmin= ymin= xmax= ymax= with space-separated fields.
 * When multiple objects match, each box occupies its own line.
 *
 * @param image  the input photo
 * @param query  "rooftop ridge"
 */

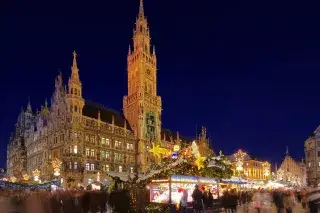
xmin=85 ymin=100 xmax=122 ymax=115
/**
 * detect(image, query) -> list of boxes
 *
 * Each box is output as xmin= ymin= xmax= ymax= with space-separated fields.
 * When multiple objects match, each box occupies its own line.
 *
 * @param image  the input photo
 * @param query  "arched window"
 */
xmin=71 ymin=88 xmax=73 ymax=94
xmin=74 ymin=106 xmax=78 ymax=113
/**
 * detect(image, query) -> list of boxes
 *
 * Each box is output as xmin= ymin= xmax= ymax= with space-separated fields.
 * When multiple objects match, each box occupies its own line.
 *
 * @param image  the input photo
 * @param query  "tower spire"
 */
xmin=72 ymin=50 xmax=78 ymax=69
xmin=27 ymin=97 xmax=32 ymax=112
xmin=139 ymin=0 xmax=144 ymax=18
xmin=286 ymin=146 xmax=289 ymax=155
xmin=70 ymin=50 xmax=80 ymax=83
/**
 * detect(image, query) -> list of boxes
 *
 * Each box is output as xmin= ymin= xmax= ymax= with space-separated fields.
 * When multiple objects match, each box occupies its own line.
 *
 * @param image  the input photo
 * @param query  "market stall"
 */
xmin=149 ymin=175 xmax=218 ymax=204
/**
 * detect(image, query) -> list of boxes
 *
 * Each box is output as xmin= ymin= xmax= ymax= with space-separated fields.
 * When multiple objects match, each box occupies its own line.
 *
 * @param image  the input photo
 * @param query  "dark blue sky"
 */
xmin=1 ymin=0 xmax=320 ymax=168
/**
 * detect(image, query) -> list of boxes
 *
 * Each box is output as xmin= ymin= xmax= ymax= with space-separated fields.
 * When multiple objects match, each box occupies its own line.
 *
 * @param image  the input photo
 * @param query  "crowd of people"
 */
xmin=188 ymin=185 xmax=314 ymax=213
xmin=0 ymin=189 xmax=131 ymax=213
xmin=0 ymin=186 xmax=319 ymax=213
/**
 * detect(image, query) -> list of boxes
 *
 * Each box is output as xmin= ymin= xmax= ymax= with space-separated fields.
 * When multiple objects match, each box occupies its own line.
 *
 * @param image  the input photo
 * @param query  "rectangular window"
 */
xmin=103 ymin=165 xmax=110 ymax=172
xmin=90 ymin=149 xmax=95 ymax=157
xmin=106 ymin=151 xmax=110 ymax=160
xmin=90 ymin=164 xmax=95 ymax=171
xmin=101 ymin=151 xmax=105 ymax=159
xmin=90 ymin=136 xmax=95 ymax=143
xmin=130 ymin=167 xmax=134 ymax=173
xmin=119 ymin=165 xmax=123 ymax=172
xmin=69 ymin=146 xmax=72 ymax=154
xmin=69 ymin=162 xmax=72 ymax=169
xmin=115 ymin=141 xmax=119 ymax=147
xmin=127 ymin=143 xmax=130 ymax=150
xmin=74 ymin=132 xmax=78 ymax=138
xmin=309 ymin=162 xmax=311 ymax=167
xmin=86 ymin=163 xmax=90 ymax=171
xmin=114 ymin=152 xmax=121 ymax=161
xmin=101 ymin=137 xmax=105 ymax=145
xmin=318 ymin=151 xmax=320 ymax=157
xmin=86 ymin=148 xmax=90 ymax=156
xmin=74 ymin=162 xmax=78 ymax=169
xmin=73 ymin=145 xmax=78 ymax=154
xmin=85 ymin=135 xmax=89 ymax=142
xmin=106 ymin=138 xmax=110 ymax=146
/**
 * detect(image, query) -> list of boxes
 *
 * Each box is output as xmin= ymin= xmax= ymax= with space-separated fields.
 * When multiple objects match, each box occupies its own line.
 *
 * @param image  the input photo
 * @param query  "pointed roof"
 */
xmin=72 ymin=50 xmax=78 ymax=69
xmin=70 ymin=50 xmax=81 ymax=84
xmin=138 ymin=0 xmax=144 ymax=18
xmin=26 ymin=99 xmax=32 ymax=112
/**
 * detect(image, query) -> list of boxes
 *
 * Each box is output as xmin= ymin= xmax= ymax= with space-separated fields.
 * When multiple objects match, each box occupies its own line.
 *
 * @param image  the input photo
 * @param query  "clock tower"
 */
xmin=123 ymin=0 xmax=162 ymax=171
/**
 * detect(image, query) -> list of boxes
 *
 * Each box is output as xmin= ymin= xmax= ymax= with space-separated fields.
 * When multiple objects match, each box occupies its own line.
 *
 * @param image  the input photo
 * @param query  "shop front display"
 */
xmin=149 ymin=175 xmax=218 ymax=204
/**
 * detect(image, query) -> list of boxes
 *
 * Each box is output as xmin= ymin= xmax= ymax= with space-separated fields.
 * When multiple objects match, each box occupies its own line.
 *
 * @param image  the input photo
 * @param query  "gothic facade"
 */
xmin=305 ymin=126 xmax=320 ymax=186
xmin=6 ymin=0 xmax=201 ymax=185
xmin=276 ymin=149 xmax=306 ymax=186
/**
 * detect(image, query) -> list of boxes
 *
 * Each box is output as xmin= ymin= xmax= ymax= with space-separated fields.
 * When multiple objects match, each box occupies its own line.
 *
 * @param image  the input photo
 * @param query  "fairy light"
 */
xmin=52 ymin=158 xmax=62 ymax=177
xmin=97 ymin=172 xmax=100 ymax=182
xmin=10 ymin=176 xmax=17 ymax=183
xmin=234 ymin=149 xmax=246 ymax=172
xmin=23 ymin=174 xmax=30 ymax=181
xmin=32 ymin=169 xmax=41 ymax=182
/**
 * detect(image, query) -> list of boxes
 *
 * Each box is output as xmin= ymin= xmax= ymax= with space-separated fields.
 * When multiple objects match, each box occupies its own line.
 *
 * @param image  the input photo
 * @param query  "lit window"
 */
xmin=90 ymin=149 xmax=95 ymax=157
xmin=86 ymin=163 xmax=90 ymax=171
xmin=101 ymin=151 xmax=105 ymax=159
xmin=73 ymin=145 xmax=78 ymax=154
xmin=90 ymin=136 xmax=95 ymax=143
xmin=74 ymin=162 xmax=78 ymax=169
xmin=119 ymin=141 xmax=122 ymax=147
xmin=115 ymin=153 xmax=121 ymax=161
xmin=119 ymin=165 xmax=123 ymax=172
xmin=69 ymin=146 xmax=72 ymax=154
xmin=130 ymin=167 xmax=134 ymax=173
xmin=127 ymin=143 xmax=130 ymax=150
xmin=101 ymin=137 xmax=105 ymax=145
xmin=74 ymin=132 xmax=78 ymax=138
xmin=106 ymin=151 xmax=110 ymax=160
xmin=85 ymin=148 xmax=90 ymax=156
xmin=90 ymin=164 xmax=95 ymax=171
xmin=106 ymin=138 xmax=110 ymax=146
xmin=85 ymin=135 xmax=89 ymax=142
xmin=115 ymin=141 xmax=119 ymax=147
xmin=69 ymin=162 xmax=72 ymax=169
xmin=103 ymin=165 xmax=110 ymax=172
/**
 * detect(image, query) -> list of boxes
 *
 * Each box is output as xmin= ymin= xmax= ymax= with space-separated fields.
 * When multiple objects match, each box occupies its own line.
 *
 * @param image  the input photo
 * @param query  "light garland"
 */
xmin=52 ymin=158 xmax=62 ymax=177
xmin=234 ymin=149 xmax=246 ymax=172
xmin=0 ymin=180 xmax=60 ymax=190
xmin=32 ymin=169 xmax=41 ymax=182
xmin=191 ymin=141 xmax=206 ymax=170
xmin=262 ymin=161 xmax=270 ymax=177
xmin=97 ymin=172 xmax=100 ymax=182
xmin=10 ymin=176 xmax=17 ymax=183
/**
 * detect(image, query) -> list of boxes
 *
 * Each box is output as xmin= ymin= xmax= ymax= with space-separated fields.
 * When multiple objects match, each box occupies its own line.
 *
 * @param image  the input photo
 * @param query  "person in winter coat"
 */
xmin=180 ymin=189 xmax=188 ymax=213
xmin=192 ymin=185 xmax=203 ymax=213
xmin=283 ymin=191 xmax=296 ymax=213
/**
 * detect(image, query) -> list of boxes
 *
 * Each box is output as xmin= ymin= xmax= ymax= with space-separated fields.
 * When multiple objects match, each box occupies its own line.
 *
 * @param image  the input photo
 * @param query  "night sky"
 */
xmin=1 ymin=0 xmax=320 ymax=168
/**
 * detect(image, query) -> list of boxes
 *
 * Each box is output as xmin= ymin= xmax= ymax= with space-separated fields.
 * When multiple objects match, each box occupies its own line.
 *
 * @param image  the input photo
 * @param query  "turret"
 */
xmin=66 ymin=51 xmax=85 ymax=115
